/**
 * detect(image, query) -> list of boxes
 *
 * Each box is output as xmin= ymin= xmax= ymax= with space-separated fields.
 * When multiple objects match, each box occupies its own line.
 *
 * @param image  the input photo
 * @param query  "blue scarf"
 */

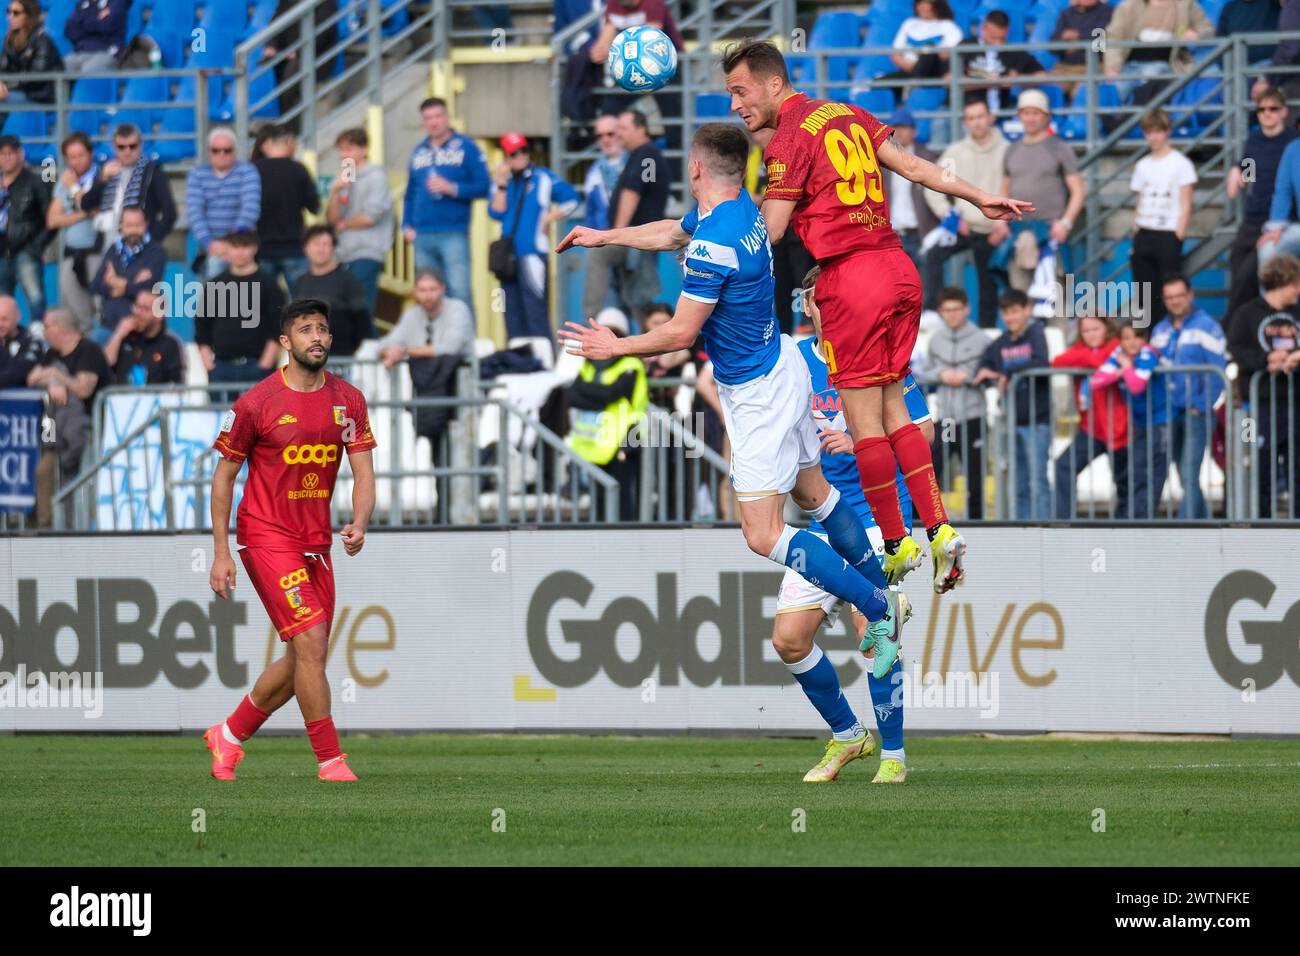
xmin=115 ymin=231 xmax=151 ymax=267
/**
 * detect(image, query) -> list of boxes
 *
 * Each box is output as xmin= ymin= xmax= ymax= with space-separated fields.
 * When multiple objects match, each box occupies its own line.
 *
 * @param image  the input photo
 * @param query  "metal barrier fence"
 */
xmin=1247 ymin=369 xmax=1298 ymax=520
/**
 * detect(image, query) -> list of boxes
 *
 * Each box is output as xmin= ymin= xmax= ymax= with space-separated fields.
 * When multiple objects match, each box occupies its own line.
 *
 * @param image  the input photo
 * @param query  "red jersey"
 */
xmin=762 ymin=92 xmax=901 ymax=261
xmin=212 ymin=368 xmax=377 ymax=550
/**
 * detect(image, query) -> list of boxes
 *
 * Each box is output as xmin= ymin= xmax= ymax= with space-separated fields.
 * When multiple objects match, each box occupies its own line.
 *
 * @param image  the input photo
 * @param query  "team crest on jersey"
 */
xmin=219 ymin=410 xmax=235 ymax=433
xmin=332 ymin=406 xmax=347 ymax=426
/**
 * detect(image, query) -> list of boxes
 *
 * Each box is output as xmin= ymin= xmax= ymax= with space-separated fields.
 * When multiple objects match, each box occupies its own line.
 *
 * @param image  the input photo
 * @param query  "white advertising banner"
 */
xmin=1 ymin=529 xmax=1297 ymax=734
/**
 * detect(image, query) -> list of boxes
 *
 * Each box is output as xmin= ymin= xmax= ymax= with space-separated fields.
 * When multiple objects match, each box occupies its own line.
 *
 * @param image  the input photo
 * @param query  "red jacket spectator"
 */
xmin=1054 ymin=336 xmax=1130 ymax=450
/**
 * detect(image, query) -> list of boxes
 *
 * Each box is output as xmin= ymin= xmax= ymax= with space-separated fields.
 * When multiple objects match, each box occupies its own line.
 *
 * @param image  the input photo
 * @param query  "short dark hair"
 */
xmin=999 ymin=289 xmax=1031 ymax=310
xmin=419 ymin=96 xmax=448 ymax=113
xmin=1161 ymin=273 xmax=1191 ymax=292
xmin=643 ymin=301 xmax=673 ymax=321
xmin=112 ymin=123 xmax=142 ymax=142
xmin=119 ymin=204 xmax=146 ymax=221
xmin=281 ymin=298 xmax=330 ymax=334
xmin=1120 ymin=318 xmax=1151 ymax=339
xmin=1260 ymin=253 xmax=1300 ymax=291
xmin=1140 ymin=108 xmax=1172 ymax=133
xmin=223 ymin=230 xmax=259 ymax=249
xmin=938 ymin=286 xmax=969 ymax=307
xmin=983 ymin=9 xmax=1009 ymax=28
xmin=720 ymin=38 xmax=790 ymax=84
xmin=691 ymin=123 xmax=749 ymax=184
xmin=61 ymin=131 xmax=93 ymax=156
xmin=302 ymin=223 xmax=336 ymax=247
xmin=0 ymin=134 xmax=21 ymax=152
xmin=336 ymin=127 xmax=368 ymax=149
xmin=414 ymin=268 xmax=445 ymax=287
xmin=1255 ymin=86 xmax=1287 ymax=110
xmin=963 ymin=98 xmax=992 ymax=115
xmin=621 ymin=108 xmax=649 ymax=131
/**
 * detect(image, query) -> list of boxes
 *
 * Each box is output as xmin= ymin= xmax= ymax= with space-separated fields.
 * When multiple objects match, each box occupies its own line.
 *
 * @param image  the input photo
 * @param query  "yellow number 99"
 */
xmin=824 ymin=123 xmax=884 ymax=207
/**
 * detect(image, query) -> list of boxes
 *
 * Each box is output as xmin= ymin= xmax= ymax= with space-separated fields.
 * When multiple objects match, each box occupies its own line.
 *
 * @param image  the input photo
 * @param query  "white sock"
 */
xmin=221 ymin=722 xmax=241 ymax=746
xmin=881 ymin=747 xmax=905 ymax=765
xmin=834 ymin=722 xmax=865 ymax=743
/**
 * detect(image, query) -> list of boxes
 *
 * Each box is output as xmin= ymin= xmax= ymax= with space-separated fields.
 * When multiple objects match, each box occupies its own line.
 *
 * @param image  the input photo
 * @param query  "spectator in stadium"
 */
xmin=1129 ymin=109 xmax=1196 ymax=325
xmin=293 ymin=225 xmax=371 ymax=358
xmin=885 ymin=108 xmax=939 ymax=270
xmin=959 ymin=11 xmax=1047 ymax=111
xmin=1252 ymin=0 xmax=1300 ymax=100
xmin=641 ymin=300 xmax=694 ymax=402
xmin=401 ymin=97 xmax=490 ymax=311
xmin=89 ymin=205 xmax=164 ymax=345
xmin=1102 ymin=0 xmax=1215 ymax=103
xmin=0 ymin=292 xmax=42 ymax=387
xmin=581 ymin=113 xmax=629 ymax=319
xmin=376 ymin=269 xmax=475 ymax=369
xmin=565 ymin=306 xmax=647 ymax=521
xmin=1255 ymin=127 xmax=1300 ymax=269
xmin=0 ymin=133 xmax=51 ymax=324
xmin=923 ymin=287 xmax=989 ymax=519
xmin=0 ymin=0 xmax=63 ymax=105
xmin=1218 ymin=0 xmax=1280 ymax=65
xmin=604 ymin=109 xmax=670 ymax=316
xmin=993 ymin=90 xmax=1085 ymax=297
xmin=195 ymin=231 xmax=286 ymax=396
xmin=1227 ymin=88 xmax=1295 ymax=315
xmin=327 ymin=127 xmax=392 ymax=316
xmin=253 ymin=125 xmax=319 ymax=294
xmin=876 ymin=0 xmax=963 ymax=100
xmin=490 ymin=132 xmax=583 ymax=341
xmin=1091 ymin=320 xmax=1171 ymax=518
xmin=1050 ymin=0 xmax=1115 ymax=92
xmin=26 ymin=306 xmax=108 ymax=483
xmin=974 ymin=289 xmax=1053 ymax=519
xmin=923 ymin=100 xmax=1008 ymax=328
xmin=62 ymin=0 xmax=128 ymax=72
xmin=1150 ymin=275 xmax=1226 ymax=518
xmin=1051 ymin=314 xmax=1131 ymax=519
xmin=102 ymin=288 xmax=185 ymax=386
xmin=80 ymin=123 xmax=177 ymax=244
xmin=47 ymin=132 xmax=101 ymax=333
xmin=1227 ymin=252 xmax=1300 ymax=517
xmin=187 ymin=128 xmax=263 ymax=281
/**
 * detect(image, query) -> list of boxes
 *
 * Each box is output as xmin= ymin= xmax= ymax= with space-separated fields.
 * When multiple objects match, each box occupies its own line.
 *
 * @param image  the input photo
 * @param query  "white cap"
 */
xmin=1017 ymin=89 xmax=1051 ymax=115
xmin=596 ymin=307 xmax=629 ymax=336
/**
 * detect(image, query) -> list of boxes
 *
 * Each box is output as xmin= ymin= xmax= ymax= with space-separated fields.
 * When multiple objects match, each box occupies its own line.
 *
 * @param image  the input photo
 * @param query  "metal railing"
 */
xmin=446 ymin=0 xmax=555 ymax=47
xmin=1246 ymin=368 xmax=1298 ymax=520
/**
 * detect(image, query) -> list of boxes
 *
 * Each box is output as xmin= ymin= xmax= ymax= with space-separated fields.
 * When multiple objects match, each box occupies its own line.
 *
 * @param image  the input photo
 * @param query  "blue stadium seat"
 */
xmin=851 ymin=88 xmax=897 ymax=117
xmin=786 ymin=54 xmax=820 ymax=88
xmin=46 ymin=0 xmax=77 ymax=56
xmin=200 ymin=0 xmax=249 ymax=34
xmin=68 ymin=77 xmax=118 ymax=140
xmin=146 ymin=28 xmax=189 ymax=68
xmin=215 ymin=46 xmax=279 ymax=122
xmin=148 ymin=3 xmax=195 ymax=31
xmin=0 ymin=109 xmax=55 ymax=163
xmin=116 ymin=75 xmax=167 ymax=146
xmin=905 ymin=86 xmax=948 ymax=142
xmin=153 ymin=76 xmax=198 ymax=163
xmin=950 ymin=0 xmax=981 ymax=30
xmin=810 ymin=11 xmax=863 ymax=49
xmin=1029 ymin=8 xmax=1059 ymax=70
xmin=126 ymin=0 xmax=154 ymax=42
xmin=188 ymin=29 xmax=239 ymax=115
xmin=1170 ymin=75 xmax=1225 ymax=134
xmin=695 ymin=93 xmax=731 ymax=118
xmin=252 ymin=0 xmax=279 ymax=21
xmin=381 ymin=0 xmax=411 ymax=38
xmin=1062 ymin=81 xmax=1122 ymax=140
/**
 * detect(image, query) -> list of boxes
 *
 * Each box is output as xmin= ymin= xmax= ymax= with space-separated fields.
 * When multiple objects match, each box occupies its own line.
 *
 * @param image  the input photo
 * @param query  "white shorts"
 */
xmin=775 ymin=526 xmax=887 ymax=618
xmin=718 ymin=335 xmax=822 ymax=501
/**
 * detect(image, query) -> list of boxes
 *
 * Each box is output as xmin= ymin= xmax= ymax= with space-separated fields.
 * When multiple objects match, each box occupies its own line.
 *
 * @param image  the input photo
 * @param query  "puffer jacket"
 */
xmin=0 ymin=28 xmax=64 ymax=103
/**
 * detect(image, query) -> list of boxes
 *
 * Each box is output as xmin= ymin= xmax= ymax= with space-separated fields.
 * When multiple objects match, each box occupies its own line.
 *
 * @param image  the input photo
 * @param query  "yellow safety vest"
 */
xmin=567 ymin=356 xmax=648 ymax=467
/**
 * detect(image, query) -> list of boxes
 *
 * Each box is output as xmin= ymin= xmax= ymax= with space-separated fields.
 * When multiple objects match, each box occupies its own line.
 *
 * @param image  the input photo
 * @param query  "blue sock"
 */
xmin=809 ymin=488 xmax=888 ymax=589
xmin=867 ymin=658 xmax=905 ymax=752
xmin=787 ymin=644 xmax=862 ymax=738
xmin=771 ymin=526 xmax=888 ymax=621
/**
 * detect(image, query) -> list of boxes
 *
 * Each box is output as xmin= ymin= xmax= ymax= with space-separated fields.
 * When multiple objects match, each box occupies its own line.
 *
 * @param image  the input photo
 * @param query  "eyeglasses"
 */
xmin=115 ymin=141 xmax=141 ymax=151
xmin=1257 ymin=105 xmax=1284 ymax=114
xmin=596 ymin=131 xmax=619 ymax=139
xmin=507 ymin=149 xmax=528 ymax=157
xmin=210 ymin=146 xmax=234 ymax=154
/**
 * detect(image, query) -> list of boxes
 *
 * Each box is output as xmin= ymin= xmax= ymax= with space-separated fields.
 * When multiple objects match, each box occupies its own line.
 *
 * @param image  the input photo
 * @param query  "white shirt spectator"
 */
xmin=376 ymin=296 xmax=475 ymax=357
xmin=1130 ymin=151 xmax=1197 ymax=231
xmin=892 ymin=17 xmax=964 ymax=68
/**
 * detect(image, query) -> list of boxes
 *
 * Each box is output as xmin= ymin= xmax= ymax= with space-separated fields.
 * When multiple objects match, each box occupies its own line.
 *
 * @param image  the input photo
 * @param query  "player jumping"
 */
xmin=204 ymin=298 xmax=377 ymax=782
xmin=557 ymin=123 xmax=907 ymax=679
xmin=722 ymin=39 xmax=1033 ymax=593
xmin=781 ymin=266 xmax=930 ymax=784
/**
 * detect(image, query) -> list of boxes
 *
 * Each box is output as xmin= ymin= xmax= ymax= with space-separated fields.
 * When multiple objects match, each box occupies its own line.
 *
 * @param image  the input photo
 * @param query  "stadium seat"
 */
xmin=1028 ymin=9 xmax=1059 ymax=70
xmin=147 ymin=3 xmax=195 ymax=32
xmin=199 ymin=0 xmax=249 ymax=35
xmin=215 ymin=47 xmax=279 ymax=122
xmin=1170 ymin=75 xmax=1225 ymax=134
xmin=126 ymin=0 xmax=155 ymax=43
xmin=152 ymin=77 xmax=198 ymax=162
xmin=785 ymin=55 xmax=820 ymax=88
xmin=116 ymin=76 xmax=167 ymax=148
xmin=1 ymin=109 xmax=54 ymax=162
xmin=694 ymin=93 xmax=731 ymax=118
xmin=68 ymin=77 xmax=118 ymax=140
xmin=850 ymin=88 xmax=896 ymax=117
xmin=810 ymin=11 xmax=863 ymax=49
xmin=146 ymin=29 xmax=190 ymax=68
xmin=45 ymin=0 xmax=77 ymax=55
xmin=381 ymin=0 xmax=411 ymax=39
xmin=905 ymin=86 xmax=948 ymax=142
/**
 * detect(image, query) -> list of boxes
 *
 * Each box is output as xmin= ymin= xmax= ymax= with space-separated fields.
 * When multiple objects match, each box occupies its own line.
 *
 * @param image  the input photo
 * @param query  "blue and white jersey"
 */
xmin=798 ymin=336 xmax=931 ymax=534
xmin=679 ymin=194 xmax=779 ymax=386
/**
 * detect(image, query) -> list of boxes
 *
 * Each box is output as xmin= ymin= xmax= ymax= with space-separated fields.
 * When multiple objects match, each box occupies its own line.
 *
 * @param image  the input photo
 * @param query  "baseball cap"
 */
xmin=596 ymin=307 xmax=630 ymax=336
xmin=1017 ymin=89 xmax=1051 ymax=115
xmin=500 ymin=132 xmax=528 ymax=154
xmin=888 ymin=107 xmax=917 ymax=129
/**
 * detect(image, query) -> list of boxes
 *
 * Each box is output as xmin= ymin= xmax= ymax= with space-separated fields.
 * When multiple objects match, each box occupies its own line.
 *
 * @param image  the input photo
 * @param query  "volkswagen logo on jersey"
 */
xmin=282 ymin=444 xmax=339 ymax=465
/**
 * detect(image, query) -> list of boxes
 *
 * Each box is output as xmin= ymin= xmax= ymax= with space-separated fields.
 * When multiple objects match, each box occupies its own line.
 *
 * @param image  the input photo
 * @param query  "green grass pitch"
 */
xmin=1 ymin=735 xmax=1297 ymax=866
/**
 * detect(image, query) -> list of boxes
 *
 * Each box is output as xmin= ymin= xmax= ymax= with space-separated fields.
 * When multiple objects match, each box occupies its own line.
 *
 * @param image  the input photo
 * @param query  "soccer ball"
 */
xmin=608 ymin=26 xmax=678 ymax=93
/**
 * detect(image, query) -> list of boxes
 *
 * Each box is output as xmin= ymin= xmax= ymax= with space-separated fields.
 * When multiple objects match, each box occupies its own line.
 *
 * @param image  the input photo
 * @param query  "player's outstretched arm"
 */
xmin=760 ymin=198 xmax=796 ymax=244
xmin=556 ymin=218 xmax=690 ymax=254
xmin=559 ymin=296 xmax=713 ymax=360
xmin=209 ymin=457 xmax=242 ymax=599
xmin=875 ymin=137 xmax=1035 ymax=222
xmin=342 ymin=449 xmax=375 ymax=557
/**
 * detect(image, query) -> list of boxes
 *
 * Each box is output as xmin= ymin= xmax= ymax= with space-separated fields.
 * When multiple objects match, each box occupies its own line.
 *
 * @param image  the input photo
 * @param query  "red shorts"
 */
xmin=239 ymin=548 xmax=336 ymax=641
xmin=815 ymin=246 xmax=923 ymax=389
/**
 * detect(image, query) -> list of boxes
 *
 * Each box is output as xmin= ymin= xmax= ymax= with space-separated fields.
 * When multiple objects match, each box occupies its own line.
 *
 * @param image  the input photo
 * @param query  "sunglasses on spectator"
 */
xmin=115 ymin=141 xmax=141 ymax=150
xmin=1258 ymin=105 xmax=1284 ymax=113
xmin=507 ymin=149 xmax=528 ymax=157
xmin=210 ymin=146 xmax=235 ymax=154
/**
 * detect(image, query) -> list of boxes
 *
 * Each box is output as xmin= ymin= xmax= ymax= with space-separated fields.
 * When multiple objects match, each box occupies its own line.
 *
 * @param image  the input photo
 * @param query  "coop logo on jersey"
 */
xmin=1204 ymin=570 xmax=1300 ymax=689
xmin=282 ymin=444 xmax=339 ymax=465
xmin=279 ymin=567 xmax=309 ymax=591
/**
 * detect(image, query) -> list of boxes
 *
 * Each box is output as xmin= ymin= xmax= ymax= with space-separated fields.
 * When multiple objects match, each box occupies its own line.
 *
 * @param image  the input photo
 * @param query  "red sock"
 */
xmin=854 ymin=435 xmax=907 ymax=540
xmin=305 ymin=716 xmax=341 ymax=763
xmin=889 ymin=422 xmax=948 ymax=531
xmin=226 ymin=695 xmax=270 ymax=742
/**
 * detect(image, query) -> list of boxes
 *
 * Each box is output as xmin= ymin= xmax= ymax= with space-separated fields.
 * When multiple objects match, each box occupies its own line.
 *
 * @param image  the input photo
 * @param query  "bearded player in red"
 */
xmin=204 ymin=298 xmax=377 ymax=782
xmin=723 ymin=39 xmax=1034 ymax=593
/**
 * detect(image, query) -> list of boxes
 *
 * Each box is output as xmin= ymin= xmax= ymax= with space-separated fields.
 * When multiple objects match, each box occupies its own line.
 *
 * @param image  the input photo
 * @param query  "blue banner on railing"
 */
xmin=0 ymin=388 xmax=43 ymax=513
